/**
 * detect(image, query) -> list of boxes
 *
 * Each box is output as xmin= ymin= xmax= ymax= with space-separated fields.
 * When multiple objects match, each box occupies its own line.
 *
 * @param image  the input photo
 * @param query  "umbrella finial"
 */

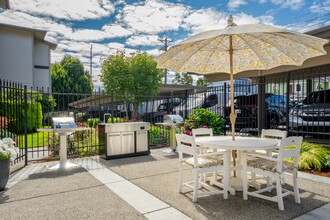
xmin=227 ymin=15 xmax=237 ymax=27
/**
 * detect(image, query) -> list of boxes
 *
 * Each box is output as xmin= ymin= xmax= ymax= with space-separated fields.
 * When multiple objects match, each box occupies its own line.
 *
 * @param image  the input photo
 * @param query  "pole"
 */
xmin=229 ymin=35 xmax=237 ymax=177
xmin=159 ymin=37 xmax=171 ymax=84
xmin=90 ymin=44 xmax=93 ymax=78
xmin=229 ymin=35 xmax=235 ymax=141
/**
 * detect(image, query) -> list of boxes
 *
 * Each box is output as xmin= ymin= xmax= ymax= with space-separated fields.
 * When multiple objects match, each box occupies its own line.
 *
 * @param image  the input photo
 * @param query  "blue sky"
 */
xmin=1 ymin=0 xmax=330 ymax=86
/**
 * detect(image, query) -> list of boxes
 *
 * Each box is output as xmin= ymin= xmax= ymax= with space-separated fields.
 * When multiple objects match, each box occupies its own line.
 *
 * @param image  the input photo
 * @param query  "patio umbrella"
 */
xmin=154 ymin=16 xmax=328 ymax=141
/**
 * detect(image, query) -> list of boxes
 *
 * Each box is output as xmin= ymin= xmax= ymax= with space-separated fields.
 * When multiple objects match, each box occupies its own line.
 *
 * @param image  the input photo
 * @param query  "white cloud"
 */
xmin=126 ymin=35 xmax=162 ymax=47
xmin=310 ymin=0 xmax=330 ymax=14
xmin=183 ymin=9 xmax=229 ymax=34
xmin=10 ymin=0 xmax=115 ymax=20
xmin=259 ymin=0 xmax=267 ymax=3
xmin=183 ymin=10 xmax=275 ymax=35
xmin=227 ymin=0 xmax=248 ymax=11
xmin=68 ymin=24 xmax=132 ymax=41
xmin=271 ymin=0 xmax=305 ymax=10
xmin=117 ymin=0 xmax=189 ymax=34
xmin=145 ymin=48 xmax=161 ymax=57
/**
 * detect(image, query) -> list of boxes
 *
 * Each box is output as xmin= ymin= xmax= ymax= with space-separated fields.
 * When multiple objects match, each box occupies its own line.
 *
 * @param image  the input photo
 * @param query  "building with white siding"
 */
xmin=0 ymin=23 xmax=57 ymax=90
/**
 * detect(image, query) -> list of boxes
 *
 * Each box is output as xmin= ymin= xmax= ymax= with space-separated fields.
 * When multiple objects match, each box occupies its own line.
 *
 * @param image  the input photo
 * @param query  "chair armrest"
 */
xmin=242 ymin=152 xmax=278 ymax=162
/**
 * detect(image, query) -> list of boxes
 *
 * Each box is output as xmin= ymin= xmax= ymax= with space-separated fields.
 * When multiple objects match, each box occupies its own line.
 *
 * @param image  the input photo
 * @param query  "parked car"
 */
xmin=224 ymin=93 xmax=294 ymax=131
xmin=143 ymin=101 xmax=181 ymax=123
xmin=289 ymin=89 xmax=330 ymax=133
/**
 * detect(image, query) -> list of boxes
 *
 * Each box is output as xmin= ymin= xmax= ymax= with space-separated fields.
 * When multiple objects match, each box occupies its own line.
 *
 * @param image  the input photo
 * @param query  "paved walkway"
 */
xmin=6 ymin=155 xmax=330 ymax=220
xmin=7 ymin=157 xmax=191 ymax=220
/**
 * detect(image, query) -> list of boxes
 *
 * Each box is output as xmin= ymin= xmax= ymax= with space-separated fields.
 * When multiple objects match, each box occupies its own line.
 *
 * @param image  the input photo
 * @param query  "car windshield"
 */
xmin=176 ymin=95 xmax=204 ymax=109
xmin=303 ymin=90 xmax=330 ymax=104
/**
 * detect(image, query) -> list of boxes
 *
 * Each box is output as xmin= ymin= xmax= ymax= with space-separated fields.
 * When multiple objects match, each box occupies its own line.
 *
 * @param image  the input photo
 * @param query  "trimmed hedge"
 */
xmin=1 ymin=101 xmax=42 ymax=134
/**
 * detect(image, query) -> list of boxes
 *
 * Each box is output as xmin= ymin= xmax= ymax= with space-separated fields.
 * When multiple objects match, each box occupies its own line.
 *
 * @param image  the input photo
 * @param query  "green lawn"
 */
xmin=17 ymin=132 xmax=52 ymax=148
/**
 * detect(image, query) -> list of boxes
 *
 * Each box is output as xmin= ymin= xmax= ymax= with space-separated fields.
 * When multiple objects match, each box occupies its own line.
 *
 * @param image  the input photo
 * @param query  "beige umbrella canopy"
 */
xmin=155 ymin=16 xmax=328 ymax=140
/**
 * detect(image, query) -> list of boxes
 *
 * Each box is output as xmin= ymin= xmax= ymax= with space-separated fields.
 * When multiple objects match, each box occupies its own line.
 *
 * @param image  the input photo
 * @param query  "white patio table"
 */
xmin=195 ymin=136 xmax=279 ymax=193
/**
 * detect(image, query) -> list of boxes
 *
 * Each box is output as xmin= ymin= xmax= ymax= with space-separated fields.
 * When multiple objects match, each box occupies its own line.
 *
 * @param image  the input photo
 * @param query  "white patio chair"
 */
xmin=176 ymin=134 xmax=230 ymax=202
xmin=192 ymin=128 xmax=221 ymax=154
xmin=242 ymin=136 xmax=303 ymax=211
xmin=192 ymin=128 xmax=226 ymax=182
xmin=251 ymin=129 xmax=287 ymax=186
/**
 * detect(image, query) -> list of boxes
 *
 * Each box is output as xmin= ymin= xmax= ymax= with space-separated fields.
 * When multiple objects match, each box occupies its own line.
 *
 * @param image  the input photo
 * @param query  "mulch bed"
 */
xmin=302 ymin=170 xmax=330 ymax=178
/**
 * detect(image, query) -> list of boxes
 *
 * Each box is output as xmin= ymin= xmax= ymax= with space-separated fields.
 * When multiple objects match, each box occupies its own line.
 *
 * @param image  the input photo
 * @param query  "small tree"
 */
xmin=172 ymin=72 xmax=193 ymax=85
xmin=196 ymin=78 xmax=209 ymax=86
xmin=100 ymin=51 xmax=164 ymax=119
xmin=51 ymin=56 xmax=93 ymax=110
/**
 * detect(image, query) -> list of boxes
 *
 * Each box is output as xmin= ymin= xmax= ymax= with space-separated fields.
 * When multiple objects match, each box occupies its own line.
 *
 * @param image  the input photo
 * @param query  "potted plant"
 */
xmin=0 ymin=137 xmax=18 ymax=191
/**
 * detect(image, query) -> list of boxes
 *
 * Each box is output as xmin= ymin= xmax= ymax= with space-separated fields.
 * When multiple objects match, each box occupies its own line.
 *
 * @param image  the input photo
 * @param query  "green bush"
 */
xmin=286 ymin=141 xmax=330 ymax=171
xmin=182 ymin=108 xmax=225 ymax=135
xmin=1 ymin=101 xmax=42 ymax=134
xmin=106 ymin=117 xmax=126 ymax=123
xmin=87 ymin=118 xmax=101 ymax=127
xmin=149 ymin=125 xmax=170 ymax=146
xmin=75 ymin=112 xmax=87 ymax=122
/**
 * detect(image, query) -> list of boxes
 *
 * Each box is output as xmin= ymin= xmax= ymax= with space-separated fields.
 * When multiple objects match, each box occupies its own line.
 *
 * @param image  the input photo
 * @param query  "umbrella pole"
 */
xmin=229 ymin=35 xmax=236 ymax=141
xmin=229 ymin=35 xmax=237 ymax=177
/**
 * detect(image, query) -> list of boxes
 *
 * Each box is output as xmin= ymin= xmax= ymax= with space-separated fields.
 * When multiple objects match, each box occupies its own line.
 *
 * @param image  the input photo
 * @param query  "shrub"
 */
xmin=75 ymin=112 xmax=87 ymax=122
xmin=2 ymin=101 xmax=42 ymax=134
xmin=182 ymin=108 xmax=225 ymax=135
xmin=87 ymin=118 xmax=101 ymax=128
xmin=106 ymin=117 xmax=126 ymax=123
xmin=286 ymin=141 xmax=330 ymax=171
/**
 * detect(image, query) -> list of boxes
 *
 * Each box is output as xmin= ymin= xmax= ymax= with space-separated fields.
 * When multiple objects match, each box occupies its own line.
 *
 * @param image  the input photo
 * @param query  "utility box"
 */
xmin=98 ymin=122 xmax=150 ymax=159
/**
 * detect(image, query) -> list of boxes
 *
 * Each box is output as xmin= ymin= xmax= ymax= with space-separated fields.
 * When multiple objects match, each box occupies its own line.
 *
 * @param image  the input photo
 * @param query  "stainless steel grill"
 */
xmin=163 ymin=115 xmax=184 ymax=126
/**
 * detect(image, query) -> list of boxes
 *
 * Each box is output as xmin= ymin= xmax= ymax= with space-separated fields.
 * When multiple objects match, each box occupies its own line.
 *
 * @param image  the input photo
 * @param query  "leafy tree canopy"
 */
xmin=100 ymin=51 xmax=164 ymax=118
xmin=172 ymin=73 xmax=193 ymax=85
xmin=196 ymin=77 xmax=209 ymax=86
xmin=51 ymin=56 xmax=93 ymax=94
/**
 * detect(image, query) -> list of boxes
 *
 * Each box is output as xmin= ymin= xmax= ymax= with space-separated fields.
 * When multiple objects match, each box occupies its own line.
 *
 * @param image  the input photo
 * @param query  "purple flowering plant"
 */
xmin=182 ymin=108 xmax=225 ymax=136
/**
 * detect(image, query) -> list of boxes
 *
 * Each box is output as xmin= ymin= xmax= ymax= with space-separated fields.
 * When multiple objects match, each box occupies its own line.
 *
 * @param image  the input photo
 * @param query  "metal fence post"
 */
xmin=184 ymin=89 xmax=188 ymax=119
xmin=24 ymin=85 xmax=28 ymax=165
xmin=257 ymin=76 xmax=265 ymax=133
xmin=286 ymin=72 xmax=291 ymax=135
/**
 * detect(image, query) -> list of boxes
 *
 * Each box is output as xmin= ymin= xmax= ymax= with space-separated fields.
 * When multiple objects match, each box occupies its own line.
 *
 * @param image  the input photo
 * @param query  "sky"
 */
xmin=1 ymin=0 xmax=330 ymax=88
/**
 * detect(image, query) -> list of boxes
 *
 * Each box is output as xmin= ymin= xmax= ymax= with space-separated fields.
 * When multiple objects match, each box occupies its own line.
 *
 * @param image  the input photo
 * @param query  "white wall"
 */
xmin=33 ymin=40 xmax=51 ymax=89
xmin=0 ymin=28 xmax=33 ymax=86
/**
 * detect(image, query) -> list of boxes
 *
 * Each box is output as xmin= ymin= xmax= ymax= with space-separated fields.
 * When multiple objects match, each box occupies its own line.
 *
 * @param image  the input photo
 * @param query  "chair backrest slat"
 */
xmin=277 ymin=136 xmax=303 ymax=169
xmin=261 ymin=129 xmax=287 ymax=139
xmin=192 ymin=128 xmax=213 ymax=138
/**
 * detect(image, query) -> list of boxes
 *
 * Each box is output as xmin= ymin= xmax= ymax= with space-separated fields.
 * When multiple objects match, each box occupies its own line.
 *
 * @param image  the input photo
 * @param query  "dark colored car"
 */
xmin=224 ymin=93 xmax=294 ymax=131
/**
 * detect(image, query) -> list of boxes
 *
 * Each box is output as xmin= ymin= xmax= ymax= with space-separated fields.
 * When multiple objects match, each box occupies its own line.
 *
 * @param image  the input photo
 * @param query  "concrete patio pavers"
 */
xmin=1 ymin=165 xmax=146 ymax=220
xmin=1 ymin=148 xmax=329 ymax=220
xmin=100 ymin=148 xmax=330 ymax=220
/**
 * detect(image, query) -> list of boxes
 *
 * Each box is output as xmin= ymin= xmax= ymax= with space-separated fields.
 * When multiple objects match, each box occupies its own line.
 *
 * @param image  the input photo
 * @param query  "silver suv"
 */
xmin=289 ymin=89 xmax=330 ymax=133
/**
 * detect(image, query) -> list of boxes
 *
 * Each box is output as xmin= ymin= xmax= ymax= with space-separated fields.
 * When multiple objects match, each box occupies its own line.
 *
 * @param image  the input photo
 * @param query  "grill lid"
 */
xmin=163 ymin=115 xmax=184 ymax=124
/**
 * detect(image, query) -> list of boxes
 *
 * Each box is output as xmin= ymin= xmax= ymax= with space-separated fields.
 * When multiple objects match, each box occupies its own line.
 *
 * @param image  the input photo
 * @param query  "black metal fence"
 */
xmin=1 ymin=64 xmax=329 ymax=169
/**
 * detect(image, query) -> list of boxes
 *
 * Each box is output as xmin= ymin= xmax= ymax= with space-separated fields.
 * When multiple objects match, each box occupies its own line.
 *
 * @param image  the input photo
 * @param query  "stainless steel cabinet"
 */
xmin=99 ymin=122 xmax=150 ymax=159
